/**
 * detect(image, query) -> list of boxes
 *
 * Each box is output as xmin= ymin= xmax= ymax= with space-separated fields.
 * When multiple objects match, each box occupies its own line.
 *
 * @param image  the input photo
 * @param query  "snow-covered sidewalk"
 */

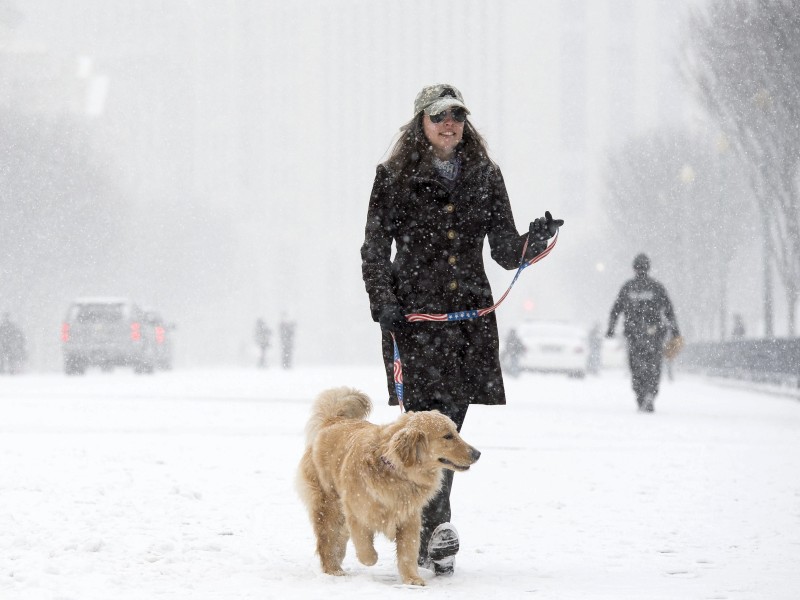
xmin=1 ymin=367 xmax=799 ymax=599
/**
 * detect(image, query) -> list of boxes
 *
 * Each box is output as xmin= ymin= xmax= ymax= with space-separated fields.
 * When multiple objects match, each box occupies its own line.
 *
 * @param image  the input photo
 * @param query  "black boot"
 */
xmin=422 ymin=523 xmax=459 ymax=575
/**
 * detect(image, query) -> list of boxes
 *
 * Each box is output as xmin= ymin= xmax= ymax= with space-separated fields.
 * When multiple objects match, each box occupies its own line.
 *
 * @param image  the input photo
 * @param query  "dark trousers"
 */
xmin=626 ymin=336 xmax=664 ymax=405
xmin=417 ymin=401 xmax=469 ymax=557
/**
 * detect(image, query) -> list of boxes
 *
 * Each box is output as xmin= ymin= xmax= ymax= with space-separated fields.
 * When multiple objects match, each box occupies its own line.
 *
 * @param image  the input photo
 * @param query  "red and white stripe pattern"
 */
xmin=405 ymin=231 xmax=558 ymax=323
xmin=390 ymin=332 xmax=404 ymax=411
xmin=390 ymin=232 xmax=558 ymax=412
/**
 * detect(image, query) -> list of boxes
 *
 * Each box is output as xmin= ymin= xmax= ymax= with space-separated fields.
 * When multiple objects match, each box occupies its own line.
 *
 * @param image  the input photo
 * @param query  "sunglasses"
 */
xmin=429 ymin=107 xmax=468 ymax=123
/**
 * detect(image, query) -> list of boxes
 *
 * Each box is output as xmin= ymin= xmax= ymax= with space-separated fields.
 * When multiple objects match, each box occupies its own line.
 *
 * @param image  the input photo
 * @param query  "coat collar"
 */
xmin=408 ymin=151 xmax=485 ymax=194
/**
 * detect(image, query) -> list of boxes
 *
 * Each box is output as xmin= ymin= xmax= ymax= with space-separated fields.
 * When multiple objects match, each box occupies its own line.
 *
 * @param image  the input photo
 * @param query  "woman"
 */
xmin=360 ymin=83 xmax=562 ymax=575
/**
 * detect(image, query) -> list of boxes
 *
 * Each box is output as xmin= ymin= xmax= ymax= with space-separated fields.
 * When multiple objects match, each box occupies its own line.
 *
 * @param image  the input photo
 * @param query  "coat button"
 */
xmin=448 ymin=255 xmax=457 ymax=265
xmin=448 ymin=280 xmax=458 ymax=291
xmin=447 ymin=229 xmax=456 ymax=240
xmin=445 ymin=203 xmax=455 ymax=213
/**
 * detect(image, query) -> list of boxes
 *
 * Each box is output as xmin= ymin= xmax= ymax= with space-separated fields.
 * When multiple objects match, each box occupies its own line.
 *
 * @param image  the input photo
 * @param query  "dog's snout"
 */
xmin=470 ymin=447 xmax=481 ymax=462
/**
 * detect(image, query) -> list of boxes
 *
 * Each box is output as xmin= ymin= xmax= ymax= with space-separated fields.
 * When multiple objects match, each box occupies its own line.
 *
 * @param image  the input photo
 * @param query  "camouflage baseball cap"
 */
xmin=413 ymin=83 xmax=470 ymax=117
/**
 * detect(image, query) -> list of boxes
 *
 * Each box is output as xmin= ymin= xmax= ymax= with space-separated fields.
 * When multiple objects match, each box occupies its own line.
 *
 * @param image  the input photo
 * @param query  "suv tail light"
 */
xmin=131 ymin=322 xmax=141 ymax=341
xmin=61 ymin=323 xmax=70 ymax=342
xmin=155 ymin=326 xmax=165 ymax=344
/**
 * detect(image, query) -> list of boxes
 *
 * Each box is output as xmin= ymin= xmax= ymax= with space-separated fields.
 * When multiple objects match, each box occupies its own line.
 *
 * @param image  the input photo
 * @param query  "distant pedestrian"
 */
xmin=731 ymin=314 xmax=745 ymax=340
xmin=0 ymin=313 xmax=26 ymax=375
xmin=606 ymin=254 xmax=682 ymax=412
xmin=503 ymin=328 xmax=526 ymax=377
xmin=254 ymin=318 xmax=271 ymax=369
xmin=587 ymin=323 xmax=602 ymax=375
xmin=279 ymin=316 xmax=296 ymax=369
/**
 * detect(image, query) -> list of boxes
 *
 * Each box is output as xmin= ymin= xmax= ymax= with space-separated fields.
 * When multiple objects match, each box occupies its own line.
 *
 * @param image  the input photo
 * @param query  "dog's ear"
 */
xmin=388 ymin=425 xmax=429 ymax=468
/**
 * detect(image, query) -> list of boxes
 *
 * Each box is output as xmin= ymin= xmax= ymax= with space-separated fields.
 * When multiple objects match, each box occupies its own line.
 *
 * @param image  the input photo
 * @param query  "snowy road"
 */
xmin=1 ymin=367 xmax=799 ymax=600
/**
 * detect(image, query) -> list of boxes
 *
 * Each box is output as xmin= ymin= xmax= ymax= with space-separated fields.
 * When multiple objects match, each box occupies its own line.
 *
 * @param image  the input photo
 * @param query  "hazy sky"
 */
xmin=7 ymin=0 xmax=760 ymax=369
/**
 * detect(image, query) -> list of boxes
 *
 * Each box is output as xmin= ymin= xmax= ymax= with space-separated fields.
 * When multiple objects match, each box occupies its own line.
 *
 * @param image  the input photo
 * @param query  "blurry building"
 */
xmin=7 ymin=0 xmax=701 ymax=367
xmin=558 ymin=0 xmax=695 ymax=223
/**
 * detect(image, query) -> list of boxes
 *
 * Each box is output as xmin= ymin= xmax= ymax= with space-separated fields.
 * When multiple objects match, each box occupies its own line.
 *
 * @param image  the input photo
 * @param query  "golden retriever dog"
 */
xmin=296 ymin=387 xmax=481 ymax=586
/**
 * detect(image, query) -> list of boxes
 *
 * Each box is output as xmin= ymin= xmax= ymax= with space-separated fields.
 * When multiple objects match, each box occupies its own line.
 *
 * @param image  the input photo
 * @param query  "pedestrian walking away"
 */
xmin=502 ymin=328 xmax=526 ymax=377
xmin=606 ymin=253 xmax=682 ymax=412
xmin=279 ymin=316 xmax=296 ymax=369
xmin=0 ymin=312 xmax=26 ymax=375
xmin=254 ymin=318 xmax=271 ymax=369
xmin=731 ymin=313 xmax=746 ymax=339
xmin=361 ymin=83 xmax=563 ymax=576
xmin=587 ymin=323 xmax=602 ymax=375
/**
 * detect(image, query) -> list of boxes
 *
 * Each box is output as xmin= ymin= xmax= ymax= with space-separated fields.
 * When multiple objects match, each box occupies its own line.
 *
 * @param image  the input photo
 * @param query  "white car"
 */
xmin=502 ymin=320 xmax=589 ymax=378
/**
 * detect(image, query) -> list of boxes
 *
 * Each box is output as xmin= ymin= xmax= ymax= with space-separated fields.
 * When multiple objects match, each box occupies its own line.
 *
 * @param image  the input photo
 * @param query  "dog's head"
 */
xmin=386 ymin=410 xmax=481 ymax=472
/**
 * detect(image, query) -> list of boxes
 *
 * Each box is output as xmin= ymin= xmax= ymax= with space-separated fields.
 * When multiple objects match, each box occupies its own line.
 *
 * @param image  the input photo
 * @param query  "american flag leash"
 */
xmin=390 ymin=232 xmax=558 ymax=411
xmin=390 ymin=332 xmax=405 ymax=412
xmin=405 ymin=231 xmax=558 ymax=323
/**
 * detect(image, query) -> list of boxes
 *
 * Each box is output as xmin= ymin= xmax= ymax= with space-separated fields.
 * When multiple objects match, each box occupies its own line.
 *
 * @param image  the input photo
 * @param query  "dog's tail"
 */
xmin=304 ymin=386 xmax=372 ymax=446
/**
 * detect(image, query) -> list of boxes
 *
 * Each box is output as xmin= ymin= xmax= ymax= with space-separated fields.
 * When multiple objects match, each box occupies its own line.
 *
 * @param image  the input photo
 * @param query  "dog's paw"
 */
xmin=399 ymin=566 xmax=426 ymax=586
xmin=356 ymin=547 xmax=378 ymax=566
xmin=322 ymin=566 xmax=346 ymax=576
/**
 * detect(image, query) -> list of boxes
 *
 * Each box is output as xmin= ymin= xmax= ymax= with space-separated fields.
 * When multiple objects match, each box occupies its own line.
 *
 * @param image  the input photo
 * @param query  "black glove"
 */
xmin=378 ymin=304 xmax=407 ymax=331
xmin=528 ymin=211 xmax=565 ymax=242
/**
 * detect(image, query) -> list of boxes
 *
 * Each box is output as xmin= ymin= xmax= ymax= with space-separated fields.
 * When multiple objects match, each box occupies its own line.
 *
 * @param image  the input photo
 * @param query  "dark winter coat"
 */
xmin=361 ymin=155 xmax=536 ymax=409
xmin=607 ymin=273 xmax=680 ymax=344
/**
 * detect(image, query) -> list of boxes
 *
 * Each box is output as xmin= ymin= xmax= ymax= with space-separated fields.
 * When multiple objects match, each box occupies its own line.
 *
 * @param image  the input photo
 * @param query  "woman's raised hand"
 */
xmin=528 ymin=211 xmax=564 ymax=242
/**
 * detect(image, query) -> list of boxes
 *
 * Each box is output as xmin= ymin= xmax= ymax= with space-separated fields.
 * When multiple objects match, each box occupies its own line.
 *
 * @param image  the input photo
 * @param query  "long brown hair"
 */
xmin=383 ymin=113 xmax=495 ymax=179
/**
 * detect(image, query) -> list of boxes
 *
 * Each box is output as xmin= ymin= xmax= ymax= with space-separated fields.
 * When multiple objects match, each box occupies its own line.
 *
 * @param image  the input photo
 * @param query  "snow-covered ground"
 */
xmin=1 ymin=366 xmax=799 ymax=600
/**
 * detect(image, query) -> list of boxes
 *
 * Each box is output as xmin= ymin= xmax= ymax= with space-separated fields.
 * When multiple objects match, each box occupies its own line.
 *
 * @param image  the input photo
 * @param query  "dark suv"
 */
xmin=61 ymin=298 xmax=159 ymax=375
xmin=143 ymin=308 xmax=174 ymax=370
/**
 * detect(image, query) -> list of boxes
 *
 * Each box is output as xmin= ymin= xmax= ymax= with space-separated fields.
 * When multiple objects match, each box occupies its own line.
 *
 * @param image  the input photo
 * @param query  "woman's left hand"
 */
xmin=528 ymin=211 xmax=564 ymax=242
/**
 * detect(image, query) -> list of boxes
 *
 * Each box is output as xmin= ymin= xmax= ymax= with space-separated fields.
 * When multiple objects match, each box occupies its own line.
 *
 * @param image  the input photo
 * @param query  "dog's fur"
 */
xmin=296 ymin=387 xmax=481 ymax=585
